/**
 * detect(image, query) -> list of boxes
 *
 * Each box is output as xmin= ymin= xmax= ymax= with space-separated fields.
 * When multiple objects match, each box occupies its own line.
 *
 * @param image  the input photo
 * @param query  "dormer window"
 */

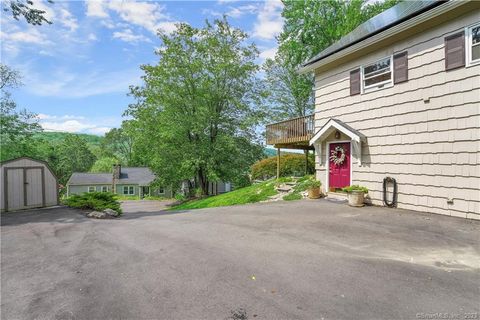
xmin=361 ymin=56 xmax=393 ymax=92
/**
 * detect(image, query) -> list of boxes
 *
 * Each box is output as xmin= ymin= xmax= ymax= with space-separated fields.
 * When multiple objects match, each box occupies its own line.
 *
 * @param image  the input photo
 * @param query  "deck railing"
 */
xmin=266 ymin=114 xmax=315 ymax=146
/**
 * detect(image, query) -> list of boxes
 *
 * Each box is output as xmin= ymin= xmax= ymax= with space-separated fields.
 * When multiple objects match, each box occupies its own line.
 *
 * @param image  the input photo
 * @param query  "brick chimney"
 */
xmin=113 ymin=164 xmax=121 ymax=179
xmin=112 ymin=164 xmax=121 ymax=193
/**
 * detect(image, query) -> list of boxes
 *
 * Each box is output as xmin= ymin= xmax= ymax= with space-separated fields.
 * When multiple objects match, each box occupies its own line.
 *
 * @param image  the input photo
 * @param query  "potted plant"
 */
xmin=303 ymin=179 xmax=322 ymax=199
xmin=342 ymin=185 xmax=368 ymax=207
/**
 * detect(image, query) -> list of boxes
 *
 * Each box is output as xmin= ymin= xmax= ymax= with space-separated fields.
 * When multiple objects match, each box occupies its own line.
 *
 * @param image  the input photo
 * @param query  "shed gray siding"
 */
xmin=312 ymin=11 xmax=479 ymax=218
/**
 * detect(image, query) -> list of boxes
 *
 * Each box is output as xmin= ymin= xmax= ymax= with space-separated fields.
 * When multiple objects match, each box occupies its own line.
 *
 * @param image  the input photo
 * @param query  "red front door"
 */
xmin=329 ymin=142 xmax=350 ymax=189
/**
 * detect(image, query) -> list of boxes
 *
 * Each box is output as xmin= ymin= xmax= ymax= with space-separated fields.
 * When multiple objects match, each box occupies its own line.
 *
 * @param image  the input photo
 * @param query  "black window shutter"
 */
xmin=393 ymin=51 xmax=408 ymax=84
xmin=445 ymin=31 xmax=465 ymax=71
xmin=350 ymin=68 xmax=361 ymax=96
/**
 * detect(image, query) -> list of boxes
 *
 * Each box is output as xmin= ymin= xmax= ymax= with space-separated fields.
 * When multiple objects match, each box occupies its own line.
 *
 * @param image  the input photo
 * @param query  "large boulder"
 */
xmin=103 ymin=208 xmax=120 ymax=217
xmin=87 ymin=211 xmax=107 ymax=219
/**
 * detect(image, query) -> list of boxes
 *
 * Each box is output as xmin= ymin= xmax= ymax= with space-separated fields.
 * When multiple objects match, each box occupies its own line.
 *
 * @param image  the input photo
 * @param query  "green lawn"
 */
xmin=171 ymin=180 xmax=278 ymax=210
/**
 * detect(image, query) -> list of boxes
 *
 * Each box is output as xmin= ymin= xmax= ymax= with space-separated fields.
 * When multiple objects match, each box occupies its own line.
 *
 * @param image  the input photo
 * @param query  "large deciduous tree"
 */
xmin=0 ymin=64 xmax=42 ymax=161
xmin=264 ymin=0 xmax=399 ymax=120
xmin=56 ymin=134 xmax=96 ymax=185
xmin=127 ymin=18 xmax=264 ymax=195
xmin=102 ymin=123 xmax=134 ymax=165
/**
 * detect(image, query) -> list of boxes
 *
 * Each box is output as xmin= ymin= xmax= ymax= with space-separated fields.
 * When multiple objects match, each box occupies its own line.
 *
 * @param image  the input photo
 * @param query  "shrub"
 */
xmin=251 ymin=153 xmax=314 ymax=180
xmin=301 ymin=179 xmax=321 ymax=189
xmin=283 ymin=193 xmax=302 ymax=201
xmin=232 ymin=174 xmax=251 ymax=189
xmin=174 ymin=193 xmax=187 ymax=202
xmin=64 ymin=192 xmax=122 ymax=214
xmin=342 ymin=185 xmax=368 ymax=194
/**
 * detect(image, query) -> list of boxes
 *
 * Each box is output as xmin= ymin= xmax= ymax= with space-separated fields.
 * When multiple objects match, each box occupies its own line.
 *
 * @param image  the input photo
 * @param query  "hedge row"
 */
xmin=251 ymin=153 xmax=314 ymax=180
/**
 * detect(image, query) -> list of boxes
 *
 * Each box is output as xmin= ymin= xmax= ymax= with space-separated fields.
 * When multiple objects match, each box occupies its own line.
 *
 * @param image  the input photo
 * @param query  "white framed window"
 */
xmin=101 ymin=186 xmax=109 ymax=192
xmin=88 ymin=186 xmax=95 ymax=193
xmin=158 ymin=187 xmax=165 ymax=194
xmin=361 ymin=55 xmax=393 ymax=93
xmin=466 ymin=22 xmax=480 ymax=66
xmin=123 ymin=186 xmax=135 ymax=195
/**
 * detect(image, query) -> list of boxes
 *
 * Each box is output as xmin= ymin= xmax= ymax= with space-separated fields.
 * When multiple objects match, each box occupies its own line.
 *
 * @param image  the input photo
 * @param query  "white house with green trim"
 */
xmin=66 ymin=165 xmax=171 ymax=198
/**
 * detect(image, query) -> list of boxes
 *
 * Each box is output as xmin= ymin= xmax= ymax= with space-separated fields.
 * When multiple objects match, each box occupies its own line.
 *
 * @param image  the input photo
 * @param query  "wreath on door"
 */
xmin=329 ymin=146 xmax=346 ymax=165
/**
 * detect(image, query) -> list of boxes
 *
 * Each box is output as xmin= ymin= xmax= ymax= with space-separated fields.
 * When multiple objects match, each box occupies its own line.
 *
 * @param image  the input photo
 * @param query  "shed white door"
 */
xmin=25 ymin=168 xmax=44 ymax=207
xmin=5 ymin=167 xmax=44 ymax=211
xmin=6 ymin=168 xmax=24 ymax=211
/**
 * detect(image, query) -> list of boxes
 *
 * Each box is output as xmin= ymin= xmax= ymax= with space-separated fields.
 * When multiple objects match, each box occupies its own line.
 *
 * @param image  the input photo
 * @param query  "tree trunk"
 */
xmin=197 ymin=168 xmax=209 ymax=196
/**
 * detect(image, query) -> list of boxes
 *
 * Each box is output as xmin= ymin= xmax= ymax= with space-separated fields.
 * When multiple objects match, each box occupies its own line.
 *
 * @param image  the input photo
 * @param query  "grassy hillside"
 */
xmin=171 ymin=180 xmax=278 ymax=210
xmin=34 ymin=132 xmax=104 ymax=146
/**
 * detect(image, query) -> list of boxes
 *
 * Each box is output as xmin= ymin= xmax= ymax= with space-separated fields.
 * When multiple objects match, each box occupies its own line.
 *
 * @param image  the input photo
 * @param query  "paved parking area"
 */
xmin=1 ymin=200 xmax=479 ymax=319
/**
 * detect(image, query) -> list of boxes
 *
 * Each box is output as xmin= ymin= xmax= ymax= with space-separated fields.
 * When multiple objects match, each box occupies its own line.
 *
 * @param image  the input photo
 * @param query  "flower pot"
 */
xmin=348 ymin=190 xmax=365 ymax=207
xmin=308 ymin=187 xmax=321 ymax=199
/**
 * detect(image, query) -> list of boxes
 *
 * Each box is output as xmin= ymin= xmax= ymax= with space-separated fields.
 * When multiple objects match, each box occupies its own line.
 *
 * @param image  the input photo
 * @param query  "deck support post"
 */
xmin=305 ymin=150 xmax=309 ymax=175
xmin=276 ymin=148 xmax=280 ymax=179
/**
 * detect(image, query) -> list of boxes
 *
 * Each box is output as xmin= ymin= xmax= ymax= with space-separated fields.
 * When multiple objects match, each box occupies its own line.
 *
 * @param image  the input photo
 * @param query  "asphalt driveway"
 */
xmin=1 ymin=200 xmax=479 ymax=320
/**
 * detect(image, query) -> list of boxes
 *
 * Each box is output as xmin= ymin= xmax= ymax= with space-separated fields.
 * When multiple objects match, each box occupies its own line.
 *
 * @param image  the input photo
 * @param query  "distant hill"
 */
xmin=35 ymin=133 xmax=298 ymax=159
xmin=264 ymin=147 xmax=302 ymax=157
xmin=34 ymin=132 xmax=104 ymax=146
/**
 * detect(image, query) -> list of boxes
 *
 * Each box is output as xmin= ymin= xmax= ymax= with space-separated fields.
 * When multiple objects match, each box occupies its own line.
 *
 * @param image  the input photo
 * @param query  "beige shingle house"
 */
xmin=267 ymin=1 xmax=479 ymax=218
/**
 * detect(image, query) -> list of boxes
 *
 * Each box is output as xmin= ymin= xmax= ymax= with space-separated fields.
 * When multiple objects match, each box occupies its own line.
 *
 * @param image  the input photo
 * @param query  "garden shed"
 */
xmin=1 ymin=157 xmax=58 ymax=212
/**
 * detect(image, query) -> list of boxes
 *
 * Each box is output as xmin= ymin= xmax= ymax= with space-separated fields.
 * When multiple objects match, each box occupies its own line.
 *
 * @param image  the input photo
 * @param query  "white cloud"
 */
xmin=41 ymin=120 xmax=95 ymax=133
xmin=252 ymin=0 xmax=284 ymax=40
xmin=59 ymin=8 xmax=78 ymax=32
xmin=40 ymin=119 xmax=112 ymax=135
xmin=260 ymin=46 xmax=278 ymax=60
xmin=107 ymin=1 xmax=169 ymax=34
xmin=113 ymin=29 xmax=152 ymax=43
xmin=87 ymin=33 xmax=98 ymax=41
xmin=38 ymin=114 xmax=119 ymax=135
xmin=227 ymin=4 xmax=258 ymax=18
xmin=85 ymin=0 xmax=109 ymax=18
xmin=217 ymin=0 xmax=240 ymax=4
xmin=1 ymin=28 xmax=50 ymax=45
xmin=157 ymin=22 xmax=178 ymax=34
xmin=37 ymin=114 xmax=85 ymax=120
xmin=86 ymin=1 xmax=177 ymax=35
xmin=26 ymin=68 xmax=142 ymax=98
xmin=202 ymin=8 xmax=223 ymax=18
xmin=88 ymin=127 xmax=112 ymax=135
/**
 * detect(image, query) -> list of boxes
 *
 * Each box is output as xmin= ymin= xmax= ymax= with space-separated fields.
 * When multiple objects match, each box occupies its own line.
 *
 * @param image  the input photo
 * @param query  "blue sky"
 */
xmin=1 ymin=0 xmax=283 ymax=135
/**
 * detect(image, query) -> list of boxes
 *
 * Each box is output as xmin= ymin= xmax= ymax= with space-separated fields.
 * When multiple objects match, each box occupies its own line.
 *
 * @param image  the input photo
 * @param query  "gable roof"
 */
xmin=299 ymin=0 xmax=464 ymax=73
xmin=116 ymin=167 xmax=156 ymax=186
xmin=309 ymin=118 xmax=366 ymax=146
xmin=67 ymin=167 xmax=156 ymax=186
xmin=67 ymin=173 xmax=112 ymax=185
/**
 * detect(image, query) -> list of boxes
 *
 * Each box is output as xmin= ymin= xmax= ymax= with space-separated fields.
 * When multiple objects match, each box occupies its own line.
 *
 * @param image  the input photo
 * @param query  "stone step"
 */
xmin=276 ymin=185 xmax=292 ymax=193
xmin=285 ymin=182 xmax=297 ymax=186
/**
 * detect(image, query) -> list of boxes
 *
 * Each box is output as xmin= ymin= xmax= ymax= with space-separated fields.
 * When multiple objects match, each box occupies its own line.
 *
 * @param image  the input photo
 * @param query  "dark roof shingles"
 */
xmin=67 ymin=167 xmax=155 ymax=186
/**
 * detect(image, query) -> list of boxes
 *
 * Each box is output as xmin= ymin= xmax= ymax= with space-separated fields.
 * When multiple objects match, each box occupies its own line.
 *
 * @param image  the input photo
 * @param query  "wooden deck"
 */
xmin=266 ymin=114 xmax=315 ymax=150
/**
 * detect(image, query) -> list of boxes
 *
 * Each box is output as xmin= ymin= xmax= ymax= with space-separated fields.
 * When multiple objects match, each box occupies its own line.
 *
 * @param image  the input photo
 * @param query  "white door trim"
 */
xmin=325 ymin=140 xmax=353 ymax=192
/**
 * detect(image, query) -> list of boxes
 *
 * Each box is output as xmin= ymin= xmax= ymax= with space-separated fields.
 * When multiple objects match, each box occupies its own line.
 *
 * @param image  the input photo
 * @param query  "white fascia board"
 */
xmin=309 ymin=119 xmax=362 ymax=145
xmin=299 ymin=1 xmax=465 ymax=75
